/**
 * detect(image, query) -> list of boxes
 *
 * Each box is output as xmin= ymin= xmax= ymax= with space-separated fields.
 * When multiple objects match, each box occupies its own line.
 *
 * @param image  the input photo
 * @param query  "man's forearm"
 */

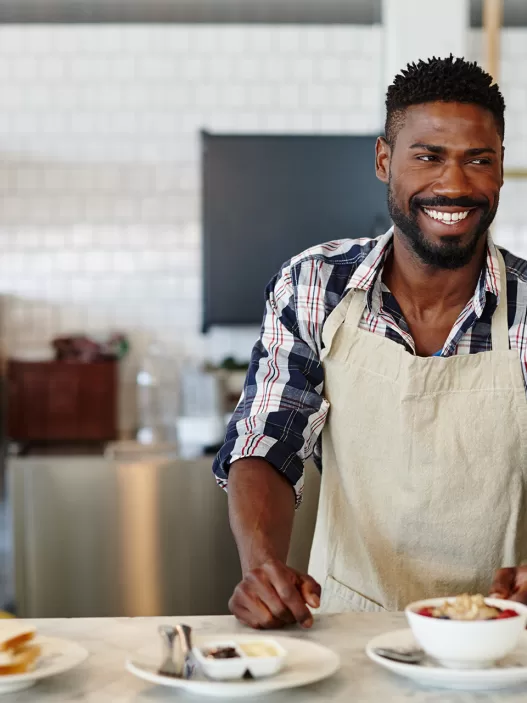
xmin=228 ymin=458 xmax=296 ymax=574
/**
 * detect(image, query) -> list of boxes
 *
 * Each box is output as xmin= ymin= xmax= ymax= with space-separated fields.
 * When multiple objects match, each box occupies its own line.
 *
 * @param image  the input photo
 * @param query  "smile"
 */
xmin=422 ymin=208 xmax=472 ymax=225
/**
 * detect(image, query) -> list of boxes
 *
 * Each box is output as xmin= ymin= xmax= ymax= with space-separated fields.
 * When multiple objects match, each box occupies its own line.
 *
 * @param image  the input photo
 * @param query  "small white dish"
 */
xmin=192 ymin=640 xmax=247 ymax=681
xmin=0 ymin=636 xmax=88 ymax=695
xmin=126 ymin=634 xmax=340 ymax=698
xmin=405 ymin=597 xmax=527 ymax=669
xmin=367 ymin=628 xmax=527 ymax=691
xmin=193 ymin=637 xmax=287 ymax=680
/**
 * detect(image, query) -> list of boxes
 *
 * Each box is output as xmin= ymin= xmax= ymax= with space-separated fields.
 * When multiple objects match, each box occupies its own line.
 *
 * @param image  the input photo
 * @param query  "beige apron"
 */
xmin=308 ymin=250 xmax=527 ymax=613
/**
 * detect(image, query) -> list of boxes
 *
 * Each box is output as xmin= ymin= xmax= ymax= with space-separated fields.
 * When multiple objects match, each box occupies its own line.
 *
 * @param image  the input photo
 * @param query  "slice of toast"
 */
xmin=0 ymin=644 xmax=41 ymax=676
xmin=0 ymin=623 xmax=36 ymax=653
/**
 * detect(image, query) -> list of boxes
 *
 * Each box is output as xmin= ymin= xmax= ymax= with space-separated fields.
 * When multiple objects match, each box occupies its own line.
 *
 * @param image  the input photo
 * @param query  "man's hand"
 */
xmin=229 ymin=559 xmax=321 ymax=630
xmin=489 ymin=567 xmax=527 ymax=603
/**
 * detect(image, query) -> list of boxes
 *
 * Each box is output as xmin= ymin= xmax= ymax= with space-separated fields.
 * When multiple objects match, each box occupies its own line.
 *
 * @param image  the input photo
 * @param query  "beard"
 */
xmin=387 ymin=184 xmax=498 ymax=270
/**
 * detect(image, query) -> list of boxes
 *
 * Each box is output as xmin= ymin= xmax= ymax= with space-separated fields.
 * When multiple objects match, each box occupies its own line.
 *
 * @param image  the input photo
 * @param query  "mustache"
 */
xmin=411 ymin=196 xmax=489 ymax=210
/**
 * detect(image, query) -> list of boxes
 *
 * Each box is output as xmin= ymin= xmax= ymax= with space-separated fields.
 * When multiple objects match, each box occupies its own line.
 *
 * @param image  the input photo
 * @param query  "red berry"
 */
xmin=417 ymin=607 xmax=433 ymax=617
xmin=497 ymin=609 xmax=518 ymax=619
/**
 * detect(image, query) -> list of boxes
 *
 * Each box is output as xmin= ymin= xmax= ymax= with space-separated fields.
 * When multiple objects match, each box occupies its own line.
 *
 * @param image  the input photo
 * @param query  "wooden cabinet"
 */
xmin=7 ymin=360 xmax=118 ymax=443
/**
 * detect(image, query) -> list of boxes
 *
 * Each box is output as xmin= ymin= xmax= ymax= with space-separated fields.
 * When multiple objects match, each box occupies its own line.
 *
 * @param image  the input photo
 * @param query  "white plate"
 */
xmin=0 ymin=636 xmax=88 ymax=694
xmin=126 ymin=634 xmax=340 ymax=698
xmin=366 ymin=628 xmax=527 ymax=691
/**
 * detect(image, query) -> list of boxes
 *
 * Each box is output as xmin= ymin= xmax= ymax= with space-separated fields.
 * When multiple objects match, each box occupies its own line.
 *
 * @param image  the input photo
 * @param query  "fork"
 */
xmin=374 ymin=647 xmax=425 ymax=664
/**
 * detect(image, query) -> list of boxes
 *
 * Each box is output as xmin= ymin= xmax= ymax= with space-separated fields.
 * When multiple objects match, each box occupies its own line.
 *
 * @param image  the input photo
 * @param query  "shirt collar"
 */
xmin=479 ymin=233 xmax=501 ymax=315
xmin=346 ymin=227 xmax=502 ymax=318
xmin=346 ymin=227 xmax=394 ymax=296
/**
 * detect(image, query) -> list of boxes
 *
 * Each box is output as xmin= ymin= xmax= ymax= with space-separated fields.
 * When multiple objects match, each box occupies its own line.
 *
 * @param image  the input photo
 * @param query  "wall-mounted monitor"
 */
xmin=202 ymin=132 xmax=390 ymax=331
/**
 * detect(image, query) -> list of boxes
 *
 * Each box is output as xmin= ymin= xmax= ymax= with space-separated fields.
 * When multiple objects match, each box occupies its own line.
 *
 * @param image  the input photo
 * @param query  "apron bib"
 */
xmin=308 ymin=250 xmax=527 ymax=612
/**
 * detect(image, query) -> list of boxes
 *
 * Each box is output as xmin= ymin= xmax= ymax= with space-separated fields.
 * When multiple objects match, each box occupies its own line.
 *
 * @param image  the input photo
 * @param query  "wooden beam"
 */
xmin=504 ymin=169 xmax=527 ymax=180
xmin=483 ymin=2 xmax=526 ymax=181
xmin=483 ymin=0 xmax=503 ymax=82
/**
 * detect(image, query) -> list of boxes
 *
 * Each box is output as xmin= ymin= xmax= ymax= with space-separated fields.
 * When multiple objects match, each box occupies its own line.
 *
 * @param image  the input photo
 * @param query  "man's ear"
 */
xmin=501 ymin=145 xmax=505 ymax=187
xmin=376 ymin=136 xmax=391 ymax=184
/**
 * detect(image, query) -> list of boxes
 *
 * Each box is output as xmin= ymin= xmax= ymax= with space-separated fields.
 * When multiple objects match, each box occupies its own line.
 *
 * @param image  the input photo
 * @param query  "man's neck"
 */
xmin=382 ymin=229 xmax=487 ymax=320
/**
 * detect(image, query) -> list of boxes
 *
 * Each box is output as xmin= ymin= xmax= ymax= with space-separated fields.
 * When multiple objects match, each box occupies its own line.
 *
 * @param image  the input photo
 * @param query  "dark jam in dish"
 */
xmin=205 ymin=646 xmax=240 ymax=659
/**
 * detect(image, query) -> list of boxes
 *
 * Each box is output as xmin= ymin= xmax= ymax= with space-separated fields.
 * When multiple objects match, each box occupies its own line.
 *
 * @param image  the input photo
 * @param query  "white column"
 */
xmin=382 ymin=0 xmax=470 ymax=88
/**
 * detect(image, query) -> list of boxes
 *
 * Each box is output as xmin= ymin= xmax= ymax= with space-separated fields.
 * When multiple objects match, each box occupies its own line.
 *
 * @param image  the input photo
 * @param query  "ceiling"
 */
xmin=0 ymin=0 xmax=524 ymax=26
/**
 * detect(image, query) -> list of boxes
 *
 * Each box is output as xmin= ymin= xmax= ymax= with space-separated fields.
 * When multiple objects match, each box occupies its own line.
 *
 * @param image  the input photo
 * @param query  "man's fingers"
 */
xmin=509 ymin=582 xmax=527 ymax=605
xmin=259 ymin=561 xmax=315 ymax=627
xmin=270 ymin=578 xmax=314 ymax=628
xmin=489 ymin=567 xmax=517 ymax=599
xmin=232 ymin=605 xmax=258 ymax=629
xmin=245 ymin=570 xmax=296 ymax=624
xmin=229 ymin=560 xmax=323 ymax=630
xmin=298 ymin=574 xmax=322 ymax=609
xmin=233 ymin=604 xmax=273 ymax=630
xmin=229 ymin=584 xmax=284 ymax=630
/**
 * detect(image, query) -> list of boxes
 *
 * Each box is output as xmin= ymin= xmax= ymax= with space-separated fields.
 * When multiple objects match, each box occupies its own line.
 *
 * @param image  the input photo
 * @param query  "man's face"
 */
xmin=376 ymin=101 xmax=503 ymax=269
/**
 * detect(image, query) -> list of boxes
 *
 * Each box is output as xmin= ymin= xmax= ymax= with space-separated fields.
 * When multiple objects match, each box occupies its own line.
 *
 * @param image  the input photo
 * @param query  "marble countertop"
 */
xmin=7 ymin=612 xmax=527 ymax=701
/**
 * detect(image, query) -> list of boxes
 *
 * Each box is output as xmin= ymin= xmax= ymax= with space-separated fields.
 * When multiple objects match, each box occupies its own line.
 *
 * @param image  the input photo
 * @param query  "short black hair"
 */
xmin=385 ymin=55 xmax=505 ymax=146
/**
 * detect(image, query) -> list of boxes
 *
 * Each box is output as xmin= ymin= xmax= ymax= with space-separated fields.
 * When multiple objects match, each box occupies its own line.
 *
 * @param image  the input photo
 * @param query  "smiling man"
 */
xmin=213 ymin=56 xmax=527 ymax=629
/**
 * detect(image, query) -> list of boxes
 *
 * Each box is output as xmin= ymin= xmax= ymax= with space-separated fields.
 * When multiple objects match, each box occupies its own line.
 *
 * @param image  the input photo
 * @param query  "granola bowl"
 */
xmin=405 ymin=595 xmax=527 ymax=669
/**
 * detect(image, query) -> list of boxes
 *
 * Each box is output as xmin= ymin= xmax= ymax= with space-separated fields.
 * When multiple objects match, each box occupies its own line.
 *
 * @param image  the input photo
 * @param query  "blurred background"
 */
xmin=0 ymin=0 xmax=522 ymax=618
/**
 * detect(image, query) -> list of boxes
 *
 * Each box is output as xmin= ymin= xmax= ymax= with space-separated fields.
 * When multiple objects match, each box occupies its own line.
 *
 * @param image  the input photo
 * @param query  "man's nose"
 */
xmin=432 ymin=161 xmax=473 ymax=200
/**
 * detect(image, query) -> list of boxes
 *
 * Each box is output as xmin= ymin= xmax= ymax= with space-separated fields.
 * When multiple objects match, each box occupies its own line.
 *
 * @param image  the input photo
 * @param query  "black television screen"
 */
xmin=202 ymin=132 xmax=390 ymax=331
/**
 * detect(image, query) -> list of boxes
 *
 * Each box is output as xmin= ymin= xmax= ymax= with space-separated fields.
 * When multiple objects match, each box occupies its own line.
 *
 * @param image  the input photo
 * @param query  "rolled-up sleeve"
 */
xmin=213 ymin=260 xmax=330 ymax=507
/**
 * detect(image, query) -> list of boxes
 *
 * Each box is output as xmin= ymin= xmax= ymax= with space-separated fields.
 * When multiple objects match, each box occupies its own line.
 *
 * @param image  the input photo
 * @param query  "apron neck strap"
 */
xmin=491 ymin=248 xmax=510 ymax=351
xmin=344 ymin=288 xmax=369 ymax=328
xmin=344 ymin=249 xmax=510 ymax=352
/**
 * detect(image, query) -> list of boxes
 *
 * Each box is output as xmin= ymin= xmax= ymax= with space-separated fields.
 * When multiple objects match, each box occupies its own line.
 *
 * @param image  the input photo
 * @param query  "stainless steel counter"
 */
xmin=8 ymin=456 xmax=320 ymax=618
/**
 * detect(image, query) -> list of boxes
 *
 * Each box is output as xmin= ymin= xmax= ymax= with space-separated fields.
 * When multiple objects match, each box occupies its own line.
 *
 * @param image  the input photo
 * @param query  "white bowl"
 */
xmin=405 ymin=597 xmax=527 ymax=669
xmin=193 ymin=637 xmax=287 ymax=681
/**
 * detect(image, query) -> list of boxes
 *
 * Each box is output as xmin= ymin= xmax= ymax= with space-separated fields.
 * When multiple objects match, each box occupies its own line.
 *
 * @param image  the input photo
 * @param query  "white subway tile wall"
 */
xmin=0 ymin=24 xmax=383 ymax=432
xmin=0 ymin=25 xmax=525 ymax=432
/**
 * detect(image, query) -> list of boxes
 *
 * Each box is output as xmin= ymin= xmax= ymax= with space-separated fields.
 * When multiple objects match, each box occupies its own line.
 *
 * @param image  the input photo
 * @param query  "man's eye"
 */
xmin=416 ymin=155 xmax=438 ymax=162
xmin=470 ymin=158 xmax=492 ymax=165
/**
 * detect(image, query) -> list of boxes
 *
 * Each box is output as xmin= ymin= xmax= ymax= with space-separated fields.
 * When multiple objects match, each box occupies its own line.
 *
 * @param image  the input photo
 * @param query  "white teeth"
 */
xmin=423 ymin=208 xmax=470 ymax=224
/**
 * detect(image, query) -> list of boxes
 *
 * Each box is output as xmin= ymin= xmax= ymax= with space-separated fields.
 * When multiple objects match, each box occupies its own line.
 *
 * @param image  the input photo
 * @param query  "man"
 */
xmin=213 ymin=56 xmax=527 ymax=630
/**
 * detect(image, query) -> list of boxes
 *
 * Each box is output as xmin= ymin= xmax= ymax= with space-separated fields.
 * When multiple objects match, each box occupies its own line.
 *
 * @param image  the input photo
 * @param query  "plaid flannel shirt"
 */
xmin=213 ymin=228 xmax=527 ymax=506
